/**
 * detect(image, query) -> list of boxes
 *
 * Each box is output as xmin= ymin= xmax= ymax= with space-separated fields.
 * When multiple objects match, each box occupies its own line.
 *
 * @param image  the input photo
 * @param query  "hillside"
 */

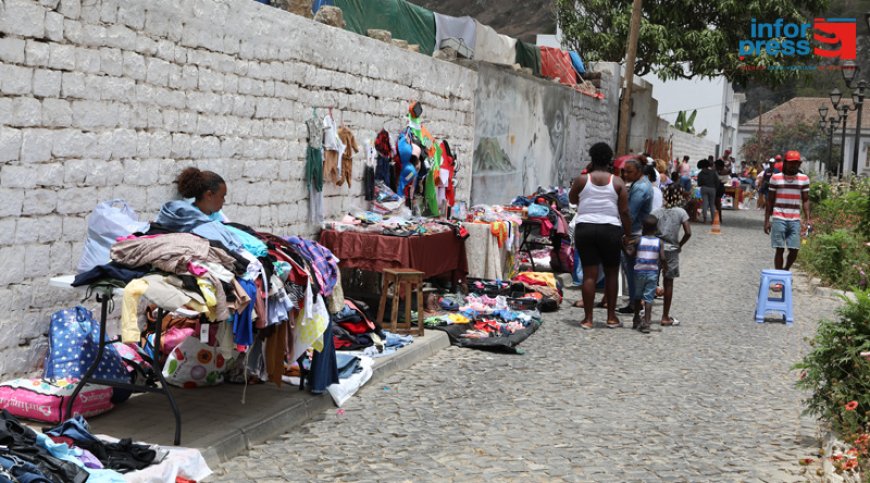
xmin=407 ymin=0 xmax=557 ymax=41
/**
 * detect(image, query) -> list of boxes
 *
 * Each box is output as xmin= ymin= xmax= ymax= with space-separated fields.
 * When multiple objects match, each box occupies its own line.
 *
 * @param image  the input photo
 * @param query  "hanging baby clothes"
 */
xmin=337 ymin=126 xmax=358 ymax=188
xmin=306 ymin=114 xmax=324 ymax=223
xmin=374 ymin=129 xmax=393 ymax=187
xmin=322 ymin=114 xmax=345 ymax=184
xmin=441 ymin=140 xmax=457 ymax=207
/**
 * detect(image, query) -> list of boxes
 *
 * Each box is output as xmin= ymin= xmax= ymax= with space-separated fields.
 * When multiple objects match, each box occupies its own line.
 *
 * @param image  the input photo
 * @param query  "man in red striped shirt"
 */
xmin=764 ymin=150 xmax=811 ymax=270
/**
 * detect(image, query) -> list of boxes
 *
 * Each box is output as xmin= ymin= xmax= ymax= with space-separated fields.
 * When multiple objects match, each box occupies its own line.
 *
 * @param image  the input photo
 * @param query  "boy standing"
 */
xmin=652 ymin=186 xmax=692 ymax=326
xmin=633 ymin=215 xmax=667 ymax=334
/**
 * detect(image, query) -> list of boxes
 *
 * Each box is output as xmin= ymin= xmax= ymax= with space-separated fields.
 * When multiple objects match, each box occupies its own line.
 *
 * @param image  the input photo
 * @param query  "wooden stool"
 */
xmin=376 ymin=268 xmax=425 ymax=336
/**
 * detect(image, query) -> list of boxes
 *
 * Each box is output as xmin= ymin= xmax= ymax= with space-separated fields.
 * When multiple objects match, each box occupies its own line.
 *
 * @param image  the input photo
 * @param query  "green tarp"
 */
xmin=515 ymin=41 xmax=542 ymax=76
xmin=335 ymin=0 xmax=437 ymax=55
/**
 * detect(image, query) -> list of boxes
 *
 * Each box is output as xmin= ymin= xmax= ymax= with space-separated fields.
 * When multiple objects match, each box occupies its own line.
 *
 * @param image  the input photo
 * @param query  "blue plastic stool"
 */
xmin=755 ymin=269 xmax=794 ymax=326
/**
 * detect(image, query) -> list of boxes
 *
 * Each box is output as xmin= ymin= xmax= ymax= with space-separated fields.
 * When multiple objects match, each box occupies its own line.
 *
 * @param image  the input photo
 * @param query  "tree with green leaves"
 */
xmin=555 ymin=0 xmax=831 ymax=86
xmin=739 ymin=118 xmax=828 ymax=167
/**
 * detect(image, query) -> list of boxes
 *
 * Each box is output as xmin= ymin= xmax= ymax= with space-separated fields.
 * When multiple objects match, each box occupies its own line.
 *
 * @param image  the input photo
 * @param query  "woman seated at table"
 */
xmin=152 ymin=168 xmax=257 ymax=256
xmin=171 ymin=167 xmax=228 ymax=222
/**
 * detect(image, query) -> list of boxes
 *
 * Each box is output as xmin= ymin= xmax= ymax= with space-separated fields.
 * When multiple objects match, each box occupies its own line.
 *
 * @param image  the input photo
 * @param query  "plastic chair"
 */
xmin=754 ymin=269 xmax=794 ymax=326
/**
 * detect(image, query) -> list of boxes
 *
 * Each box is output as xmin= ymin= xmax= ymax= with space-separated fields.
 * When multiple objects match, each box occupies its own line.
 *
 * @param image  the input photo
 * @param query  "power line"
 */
xmin=659 ymin=102 xmax=725 ymax=116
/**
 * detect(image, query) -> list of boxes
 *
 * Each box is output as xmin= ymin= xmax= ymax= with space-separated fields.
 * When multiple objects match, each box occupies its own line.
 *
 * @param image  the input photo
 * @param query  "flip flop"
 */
xmin=606 ymin=320 xmax=623 ymax=329
xmin=661 ymin=317 xmax=681 ymax=327
xmin=579 ymin=321 xmax=593 ymax=330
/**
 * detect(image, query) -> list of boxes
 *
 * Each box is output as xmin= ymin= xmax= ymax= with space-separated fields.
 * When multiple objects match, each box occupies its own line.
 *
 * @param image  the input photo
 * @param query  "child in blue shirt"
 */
xmin=633 ymin=215 xmax=667 ymax=334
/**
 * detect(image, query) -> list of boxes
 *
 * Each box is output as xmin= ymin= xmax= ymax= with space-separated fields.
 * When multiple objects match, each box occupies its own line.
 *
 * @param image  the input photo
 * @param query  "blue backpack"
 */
xmin=44 ymin=306 xmax=129 ymax=383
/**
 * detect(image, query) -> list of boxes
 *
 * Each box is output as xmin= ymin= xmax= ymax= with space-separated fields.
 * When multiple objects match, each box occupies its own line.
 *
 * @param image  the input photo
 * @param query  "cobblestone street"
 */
xmin=212 ymin=209 xmax=841 ymax=482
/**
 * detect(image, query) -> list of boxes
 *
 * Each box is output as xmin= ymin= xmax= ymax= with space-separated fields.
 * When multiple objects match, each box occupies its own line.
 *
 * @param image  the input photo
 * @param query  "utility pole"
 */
xmin=757 ymin=100 xmax=763 ymax=164
xmin=616 ymin=0 xmax=643 ymax=155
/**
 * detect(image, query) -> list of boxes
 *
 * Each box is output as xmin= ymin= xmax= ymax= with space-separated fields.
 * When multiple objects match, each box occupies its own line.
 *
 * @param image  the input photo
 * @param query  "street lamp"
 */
xmin=837 ymin=104 xmax=850 ymax=178
xmin=820 ymin=116 xmax=839 ymax=175
xmin=831 ymin=88 xmax=842 ymax=108
xmin=841 ymin=60 xmax=866 ymax=175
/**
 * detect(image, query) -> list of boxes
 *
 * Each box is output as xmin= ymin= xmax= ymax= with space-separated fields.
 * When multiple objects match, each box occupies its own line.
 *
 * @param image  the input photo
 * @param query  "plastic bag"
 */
xmin=77 ymin=199 xmax=150 ymax=273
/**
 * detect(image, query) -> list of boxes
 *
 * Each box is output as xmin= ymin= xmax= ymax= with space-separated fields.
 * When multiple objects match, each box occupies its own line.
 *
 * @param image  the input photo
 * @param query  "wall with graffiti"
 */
xmin=470 ymin=62 xmax=619 ymax=205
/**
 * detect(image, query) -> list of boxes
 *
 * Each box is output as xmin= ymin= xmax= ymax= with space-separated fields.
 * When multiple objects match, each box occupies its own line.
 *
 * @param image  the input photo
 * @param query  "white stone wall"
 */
xmin=667 ymin=126 xmax=719 ymax=164
xmin=0 ymin=0 xmax=477 ymax=378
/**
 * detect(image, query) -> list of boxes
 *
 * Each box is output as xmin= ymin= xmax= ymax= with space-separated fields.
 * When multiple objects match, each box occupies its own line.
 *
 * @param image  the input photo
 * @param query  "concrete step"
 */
xmin=85 ymin=330 xmax=451 ymax=469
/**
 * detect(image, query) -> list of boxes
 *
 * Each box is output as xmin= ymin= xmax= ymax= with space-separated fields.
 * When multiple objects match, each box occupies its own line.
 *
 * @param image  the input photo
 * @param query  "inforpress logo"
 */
xmin=813 ymin=18 xmax=857 ymax=59
xmin=738 ymin=18 xmax=857 ymax=60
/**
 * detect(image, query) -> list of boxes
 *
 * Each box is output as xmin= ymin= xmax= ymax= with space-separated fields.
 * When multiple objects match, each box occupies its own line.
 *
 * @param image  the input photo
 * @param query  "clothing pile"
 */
xmin=0 ymin=411 xmax=209 ymax=482
xmin=322 ymin=214 xmax=465 ymax=239
xmin=73 ymin=199 xmax=343 ymax=394
xmin=425 ymin=282 xmax=543 ymax=353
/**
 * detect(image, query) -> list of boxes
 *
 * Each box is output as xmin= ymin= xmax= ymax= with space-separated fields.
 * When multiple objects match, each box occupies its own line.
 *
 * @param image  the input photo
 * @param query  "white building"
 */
xmin=736 ymin=97 xmax=870 ymax=175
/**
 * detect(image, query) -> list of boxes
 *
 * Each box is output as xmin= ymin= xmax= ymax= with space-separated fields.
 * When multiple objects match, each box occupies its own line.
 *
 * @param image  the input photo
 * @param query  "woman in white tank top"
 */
xmin=568 ymin=143 xmax=632 ymax=330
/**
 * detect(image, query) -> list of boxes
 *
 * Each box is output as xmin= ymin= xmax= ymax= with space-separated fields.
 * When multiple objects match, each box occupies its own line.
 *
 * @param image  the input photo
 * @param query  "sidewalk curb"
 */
xmin=199 ymin=331 xmax=451 ymax=468
xmin=797 ymin=272 xmax=856 ymax=301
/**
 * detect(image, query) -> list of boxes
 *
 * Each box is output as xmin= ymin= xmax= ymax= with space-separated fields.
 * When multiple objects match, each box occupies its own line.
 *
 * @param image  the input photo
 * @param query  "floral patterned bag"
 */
xmin=161 ymin=336 xmax=226 ymax=388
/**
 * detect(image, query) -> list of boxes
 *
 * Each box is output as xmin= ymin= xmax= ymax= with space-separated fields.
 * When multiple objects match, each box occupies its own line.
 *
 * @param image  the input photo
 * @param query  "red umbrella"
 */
xmin=613 ymin=154 xmax=638 ymax=171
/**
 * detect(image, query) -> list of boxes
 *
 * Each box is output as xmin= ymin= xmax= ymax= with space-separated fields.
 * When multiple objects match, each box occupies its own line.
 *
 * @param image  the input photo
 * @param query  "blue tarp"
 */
xmin=569 ymin=51 xmax=586 ymax=75
xmin=312 ymin=0 xmax=334 ymax=14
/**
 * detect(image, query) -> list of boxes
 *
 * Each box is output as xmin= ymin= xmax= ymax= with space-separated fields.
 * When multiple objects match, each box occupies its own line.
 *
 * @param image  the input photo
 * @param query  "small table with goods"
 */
xmin=50 ymin=275 xmax=183 ymax=445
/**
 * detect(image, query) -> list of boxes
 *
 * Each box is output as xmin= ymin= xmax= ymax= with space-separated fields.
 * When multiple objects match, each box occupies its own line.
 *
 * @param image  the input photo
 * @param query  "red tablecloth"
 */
xmin=319 ymin=230 xmax=468 ymax=281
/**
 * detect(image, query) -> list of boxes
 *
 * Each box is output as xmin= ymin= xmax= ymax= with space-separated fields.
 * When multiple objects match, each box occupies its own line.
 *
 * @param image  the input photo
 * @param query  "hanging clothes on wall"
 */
xmin=334 ymin=0 xmax=437 ymax=55
xmin=515 ymin=41 xmax=542 ymax=76
xmin=440 ymin=140 xmax=457 ymax=207
xmin=322 ymin=113 xmax=345 ymax=185
xmin=540 ymin=47 xmax=578 ymax=87
xmin=305 ymin=112 xmax=324 ymax=223
xmin=337 ymin=125 xmax=358 ymax=188
xmin=374 ymin=129 xmax=393 ymax=188
xmin=433 ymin=13 xmax=476 ymax=53
xmin=473 ymin=20 xmax=517 ymax=66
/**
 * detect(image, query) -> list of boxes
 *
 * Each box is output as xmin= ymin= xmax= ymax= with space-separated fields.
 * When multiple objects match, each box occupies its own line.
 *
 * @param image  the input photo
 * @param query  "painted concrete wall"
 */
xmin=666 ymin=126 xmax=719 ymax=164
xmin=0 ymin=0 xmax=478 ymax=378
xmin=627 ymin=78 xmax=658 ymax=154
xmin=469 ymin=62 xmax=619 ymax=205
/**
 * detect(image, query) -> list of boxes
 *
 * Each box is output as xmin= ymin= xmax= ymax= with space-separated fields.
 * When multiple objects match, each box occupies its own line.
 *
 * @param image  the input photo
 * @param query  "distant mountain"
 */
xmin=407 ymin=0 xmax=557 ymax=42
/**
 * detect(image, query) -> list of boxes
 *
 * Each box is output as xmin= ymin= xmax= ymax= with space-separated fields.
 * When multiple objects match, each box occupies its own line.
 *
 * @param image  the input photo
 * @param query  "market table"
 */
xmin=318 ymin=230 xmax=468 ymax=282
xmin=49 ymin=275 xmax=182 ymax=445
xmin=462 ymin=222 xmax=519 ymax=281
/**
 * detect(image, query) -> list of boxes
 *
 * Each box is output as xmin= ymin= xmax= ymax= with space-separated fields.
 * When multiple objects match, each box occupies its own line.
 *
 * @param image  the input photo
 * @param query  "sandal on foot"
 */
xmin=606 ymin=320 xmax=623 ymax=329
xmin=579 ymin=321 xmax=594 ymax=330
